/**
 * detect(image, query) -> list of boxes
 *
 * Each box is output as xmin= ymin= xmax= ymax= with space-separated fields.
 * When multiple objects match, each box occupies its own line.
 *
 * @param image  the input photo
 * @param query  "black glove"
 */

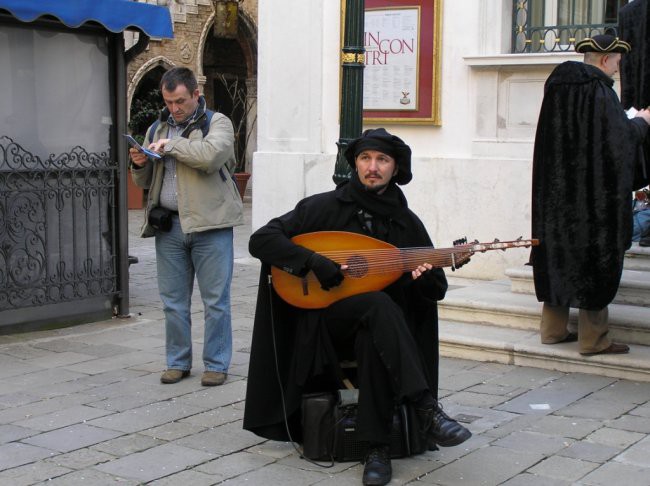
xmin=307 ymin=252 xmax=344 ymax=290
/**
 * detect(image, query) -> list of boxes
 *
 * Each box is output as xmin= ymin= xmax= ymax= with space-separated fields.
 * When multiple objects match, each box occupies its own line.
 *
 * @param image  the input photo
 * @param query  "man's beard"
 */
xmin=363 ymin=181 xmax=389 ymax=194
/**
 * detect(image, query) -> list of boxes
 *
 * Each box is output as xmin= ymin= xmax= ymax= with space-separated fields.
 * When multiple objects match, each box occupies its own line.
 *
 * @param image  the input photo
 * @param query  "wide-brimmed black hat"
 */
xmin=344 ymin=128 xmax=412 ymax=185
xmin=575 ymin=34 xmax=631 ymax=54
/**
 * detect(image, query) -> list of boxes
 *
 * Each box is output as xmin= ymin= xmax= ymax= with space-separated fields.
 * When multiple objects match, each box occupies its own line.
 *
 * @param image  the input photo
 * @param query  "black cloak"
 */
xmin=530 ymin=61 xmax=649 ymax=310
xmin=243 ymin=180 xmax=447 ymax=442
xmin=619 ymin=0 xmax=650 ymax=110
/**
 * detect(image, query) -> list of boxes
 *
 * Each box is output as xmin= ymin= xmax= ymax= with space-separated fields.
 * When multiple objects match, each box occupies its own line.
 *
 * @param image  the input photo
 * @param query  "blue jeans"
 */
xmin=632 ymin=209 xmax=650 ymax=241
xmin=155 ymin=216 xmax=233 ymax=372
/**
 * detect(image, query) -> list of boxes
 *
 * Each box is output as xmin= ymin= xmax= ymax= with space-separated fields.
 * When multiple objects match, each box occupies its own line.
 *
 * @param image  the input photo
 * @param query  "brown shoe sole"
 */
xmin=580 ymin=343 xmax=630 ymax=356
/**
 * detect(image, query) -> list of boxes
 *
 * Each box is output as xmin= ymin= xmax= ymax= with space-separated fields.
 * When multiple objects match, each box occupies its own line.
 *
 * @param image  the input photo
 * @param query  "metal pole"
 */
xmin=333 ymin=0 xmax=365 ymax=184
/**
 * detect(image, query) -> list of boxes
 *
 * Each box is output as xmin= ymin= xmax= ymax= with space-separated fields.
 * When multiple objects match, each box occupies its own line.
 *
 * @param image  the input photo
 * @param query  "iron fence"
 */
xmin=512 ymin=0 xmax=619 ymax=53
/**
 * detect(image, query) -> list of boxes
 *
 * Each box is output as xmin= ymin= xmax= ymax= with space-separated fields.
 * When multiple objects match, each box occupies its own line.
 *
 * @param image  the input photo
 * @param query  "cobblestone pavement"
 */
xmin=0 ymin=203 xmax=649 ymax=485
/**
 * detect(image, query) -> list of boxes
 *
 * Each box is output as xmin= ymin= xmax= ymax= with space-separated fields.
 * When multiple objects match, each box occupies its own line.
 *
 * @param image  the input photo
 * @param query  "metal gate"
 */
xmin=0 ymin=136 xmax=118 ymax=330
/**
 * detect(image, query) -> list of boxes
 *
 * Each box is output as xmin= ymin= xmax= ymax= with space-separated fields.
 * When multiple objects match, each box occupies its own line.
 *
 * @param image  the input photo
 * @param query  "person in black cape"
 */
xmin=530 ymin=34 xmax=650 ymax=356
xmin=619 ymin=0 xmax=650 ymax=246
xmin=243 ymin=128 xmax=471 ymax=486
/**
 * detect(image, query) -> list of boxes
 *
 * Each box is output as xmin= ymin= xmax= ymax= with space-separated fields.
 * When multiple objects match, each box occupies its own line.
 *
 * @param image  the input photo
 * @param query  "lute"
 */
xmin=270 ymin=231 xmax=538 ymax=309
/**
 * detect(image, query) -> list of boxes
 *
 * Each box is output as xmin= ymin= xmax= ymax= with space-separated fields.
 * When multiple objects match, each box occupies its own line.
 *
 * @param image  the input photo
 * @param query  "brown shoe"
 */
xmin=160 ymin=369 xmax=190 ymax=384
xmin=201 ymin=371 xmax=227 ymax=386
xmin=580 ymin=343 xmax=630 ymax=356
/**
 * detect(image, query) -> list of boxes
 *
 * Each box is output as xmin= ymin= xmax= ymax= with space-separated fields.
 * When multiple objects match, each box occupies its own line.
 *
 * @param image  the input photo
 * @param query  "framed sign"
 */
xmin=341 ymin=0 xmax=442 ymax=125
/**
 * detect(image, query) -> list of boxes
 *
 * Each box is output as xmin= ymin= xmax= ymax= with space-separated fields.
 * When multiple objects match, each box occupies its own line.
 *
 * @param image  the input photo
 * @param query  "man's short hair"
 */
xmin=160 ymin=67 xmax=198 ymax=94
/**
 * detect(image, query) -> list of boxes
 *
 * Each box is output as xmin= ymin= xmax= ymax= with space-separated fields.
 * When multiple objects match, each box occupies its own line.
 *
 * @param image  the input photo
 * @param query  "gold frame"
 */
xmin=340 ymin=0 xmax=443 ymax=125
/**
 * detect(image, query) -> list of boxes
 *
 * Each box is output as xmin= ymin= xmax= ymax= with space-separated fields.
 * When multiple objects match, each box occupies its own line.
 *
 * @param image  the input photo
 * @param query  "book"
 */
xmin=123 ymin=134 xmax=162 ymax=159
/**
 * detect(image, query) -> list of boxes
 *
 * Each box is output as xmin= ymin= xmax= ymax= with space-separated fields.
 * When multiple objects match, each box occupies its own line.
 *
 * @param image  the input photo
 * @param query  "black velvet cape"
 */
xmin=530 ymin=61 xmax=649 ymax=310
xmin=243 ymin=181 xmax=447 ymax=442
xmin=619 ymin=0 xmax=650 ymax=110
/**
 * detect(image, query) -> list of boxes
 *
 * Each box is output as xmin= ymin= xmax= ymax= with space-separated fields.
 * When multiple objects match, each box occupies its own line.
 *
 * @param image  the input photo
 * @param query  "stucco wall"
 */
xmin=252 ymin=0 xmax=594 ymax=280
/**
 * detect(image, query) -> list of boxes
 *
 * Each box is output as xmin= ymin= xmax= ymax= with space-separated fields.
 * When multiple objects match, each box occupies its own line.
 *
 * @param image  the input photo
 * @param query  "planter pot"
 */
xmin=234 ymin=172 xmax=251 ymax=200
xmin=127 ymin=170 xmax=144 ymax=209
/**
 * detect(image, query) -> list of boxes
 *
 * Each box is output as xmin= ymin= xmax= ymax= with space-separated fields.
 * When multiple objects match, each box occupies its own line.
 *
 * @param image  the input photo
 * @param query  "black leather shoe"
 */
xmin=362 ymin=444 xmax=391 ymax=486
xmin=428 ymin=403 xmax=472 ymax=447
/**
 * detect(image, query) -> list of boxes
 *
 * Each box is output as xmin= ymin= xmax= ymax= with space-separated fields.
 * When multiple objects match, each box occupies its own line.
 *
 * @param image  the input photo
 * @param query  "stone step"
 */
xmin=439 ymin=281 xmax=650 ymax=346
xmin=439 ymin=319 xmax=650 ymax=382
xmin=506 ymin=265 xmax=650 ymax=307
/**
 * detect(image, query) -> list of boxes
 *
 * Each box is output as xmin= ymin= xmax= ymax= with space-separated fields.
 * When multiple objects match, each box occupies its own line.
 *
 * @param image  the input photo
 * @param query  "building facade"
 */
xmin=126 ymin=0 xmax=258 ymax=174
xmin=253 ymin=0 xmax=627 ymax=280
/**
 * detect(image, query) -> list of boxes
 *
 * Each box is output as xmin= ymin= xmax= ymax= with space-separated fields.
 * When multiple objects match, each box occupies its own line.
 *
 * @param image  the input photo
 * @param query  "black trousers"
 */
xmin=323 ymin=291 xmax=430 ymax=444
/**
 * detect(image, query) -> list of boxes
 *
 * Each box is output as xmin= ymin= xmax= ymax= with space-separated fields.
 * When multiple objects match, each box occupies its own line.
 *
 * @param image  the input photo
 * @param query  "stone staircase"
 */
xmin=438 ymin=243 xmax=650 ymax=382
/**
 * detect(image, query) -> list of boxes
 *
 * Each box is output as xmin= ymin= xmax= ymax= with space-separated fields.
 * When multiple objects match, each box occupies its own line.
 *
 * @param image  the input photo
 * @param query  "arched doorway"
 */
xmin=203 ymin=10 xmax=257 ymax=175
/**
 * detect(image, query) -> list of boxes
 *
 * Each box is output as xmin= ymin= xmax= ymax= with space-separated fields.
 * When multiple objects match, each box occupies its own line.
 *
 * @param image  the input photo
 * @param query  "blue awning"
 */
xmin=0 ymin=0 xmax=173 ymax=38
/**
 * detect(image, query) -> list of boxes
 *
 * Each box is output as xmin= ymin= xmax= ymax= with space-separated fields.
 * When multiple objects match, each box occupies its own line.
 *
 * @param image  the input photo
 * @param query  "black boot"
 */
xmin=362 ymin=444 xmax=391 ymax=486
xmin=427 ymin=402 xmax=471 ymax=448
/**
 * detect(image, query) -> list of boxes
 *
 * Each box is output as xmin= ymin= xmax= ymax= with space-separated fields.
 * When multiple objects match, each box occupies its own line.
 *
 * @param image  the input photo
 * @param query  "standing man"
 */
xmin=243 ymin=129 xmax=471 ymax=486
xmin=619 ymin=0 xmax=650 ymax=112
xmin=531 ymin=35 xmax=650 ymax=356
xmin=130 ymin=67 xmax=243 ymax=386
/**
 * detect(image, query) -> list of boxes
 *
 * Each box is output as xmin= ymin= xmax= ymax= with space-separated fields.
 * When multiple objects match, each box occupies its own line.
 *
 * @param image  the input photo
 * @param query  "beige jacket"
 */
xmin=131 ymin=107 xmax=244 ymax=237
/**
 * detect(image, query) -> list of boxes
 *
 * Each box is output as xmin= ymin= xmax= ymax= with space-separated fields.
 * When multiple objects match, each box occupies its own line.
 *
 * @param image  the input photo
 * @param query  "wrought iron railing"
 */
xmin=512 ymin=1 xmax=617 ymax=53
xmin=0 ymin=136 xmax=118 ymax=312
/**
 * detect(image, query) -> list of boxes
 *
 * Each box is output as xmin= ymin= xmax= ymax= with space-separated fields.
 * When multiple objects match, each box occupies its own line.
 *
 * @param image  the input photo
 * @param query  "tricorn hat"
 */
xmin=575 ymin=34 xmax=631 ymax=54
xmin=344 ymin=128 xmax=412 ymax=185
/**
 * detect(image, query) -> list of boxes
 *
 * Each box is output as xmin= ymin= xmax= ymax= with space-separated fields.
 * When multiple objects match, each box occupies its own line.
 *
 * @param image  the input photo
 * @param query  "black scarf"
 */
xmin=347 ymin=172 xmax=408 ymax=237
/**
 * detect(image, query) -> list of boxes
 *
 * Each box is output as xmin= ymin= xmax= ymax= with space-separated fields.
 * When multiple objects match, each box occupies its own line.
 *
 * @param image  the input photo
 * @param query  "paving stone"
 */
xmin=579 ymin=461 xmax=650 ymax=485
xmin=174 ymin=420 xmax=266 ymax=455
xmin=630 ymin=401 xmax=650 ymax=418
xmin=608 ymin=414 xmax=650 ymax=434
xmin=195 ymin=450 xmax=276 ymax=479
xmin=45 ymin=447 xmax=115 ymax=469
xmin=491 ymin=431 xmax=573 ymax=456
xmin=558 ymin=397 xmax=638 ymax=421
xmin=0 ymin=424 xmax=37 ymax=444
xmin=87 ymin=401 xmax=206 ymax=433
xmin=1 ymin=367 xmax=88 ymax=390
xmin=0 ymin=442 xmax=56 ymax=471
xmin=14 ymin=404 xmax=113 ymax=432
xmin=557 ymin=440 xmax=620 ymax=463
xmin=179 ymin=404 xmax=244 ymax=428
xmin=527 ymin=455 xmax=599 ymax=482
xmin=0 ymin=344 xmax=59 ymax=360
xmin=0 ymin=394 xmax=100 ymax=425
xmin=147 ymin=469 xmax=217 ymax=486
xmin=0 ymin=461 xmax=71 ymax=486
xmin=523 ymin=415 xmax=602 ymax=440
xmin=21 ymin=424 xmax=123 ymax=453
xmin=246 ymin=440 xmax=299 ymax=459
xmin=26 ymin=351 xmax=95 ymax=369
xmin=447 ymin=391 xmax=509 ymax=408
xmin=62 ymin=350 xmax=161 ymax=375
xmin=0 ymin=356 xmax=42 ymax=380
xmin=140 ymin=420 xmax=206 ymax=441
xmin=483 ymin=365 xmax=561 ymax=389
xmin=500 ymin=472 xmax=572 ymax=486
xmin=94 ymin=443 xmax=215 ymax=483
xmin=173 ymin=379 xmax=247 ymax=409
xmin=497 ymin=374 xmax=615 ymax=416
xmin=585 ymin=427 xmax=645 ymax=449
xmin=416 ymin=445 xmax=543 ymax=485
xmin=587 ymin=380 xmax=650 ymax=404
xmin=33 ymin=340 xmax=135 ymax=358
xmin=218 ymin=462 xmax=327 ymax=486
xmin=614 ymin=435 xmax=650 ymax=468
xmin=91 ymin=433 xmax=163 ymax=457
xmin=0 ymin=392 xmax=40 ymax=408
xmin=448 ymin=404 xmax=519 ymax=436
xmin=39 ymin=468 xmax=140 ymax=485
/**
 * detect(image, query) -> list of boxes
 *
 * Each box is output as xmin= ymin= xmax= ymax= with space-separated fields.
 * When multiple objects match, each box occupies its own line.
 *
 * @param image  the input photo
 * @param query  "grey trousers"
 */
xmin=540 ymin=302 xmax=610 ymax=354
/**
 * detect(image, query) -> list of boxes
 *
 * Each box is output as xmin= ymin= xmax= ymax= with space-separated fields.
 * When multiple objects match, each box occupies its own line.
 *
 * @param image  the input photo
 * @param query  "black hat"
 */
xmin=344 ymin=128 xmax=412 ymax=185
xmin=575 ymin=34 xmax=631 ymax=54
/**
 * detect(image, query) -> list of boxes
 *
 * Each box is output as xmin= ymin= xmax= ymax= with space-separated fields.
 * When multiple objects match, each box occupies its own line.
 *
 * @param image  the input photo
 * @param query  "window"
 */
xmin=513 ymin=0 xmax=627 ymax=53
